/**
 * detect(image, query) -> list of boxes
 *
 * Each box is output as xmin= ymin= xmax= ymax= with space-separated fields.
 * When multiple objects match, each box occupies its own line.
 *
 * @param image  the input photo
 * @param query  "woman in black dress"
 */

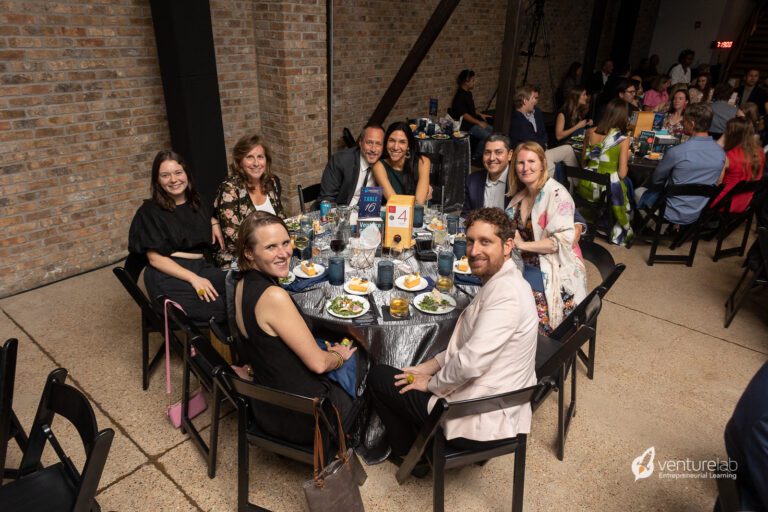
xmin=234 ymin=211 xmax=359 ymax=443
xmin=128 ymin=150 xmax=225 ymax=323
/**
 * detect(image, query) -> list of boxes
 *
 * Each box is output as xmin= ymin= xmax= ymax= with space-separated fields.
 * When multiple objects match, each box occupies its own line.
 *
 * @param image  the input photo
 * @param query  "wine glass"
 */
xmin=294 ymin=230 xmax=311 ymax=260
xmin=330 ymin=237 xmax=346 ymax=256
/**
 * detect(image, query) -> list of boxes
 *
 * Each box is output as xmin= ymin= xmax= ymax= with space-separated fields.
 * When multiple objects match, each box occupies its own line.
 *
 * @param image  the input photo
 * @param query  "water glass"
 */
xmin=328 ymin=256 xmax=345 ymax=286
xmin=413 ymin=204 xmax=424 ymax=228
xmin=437 ymin=250 xmax=454 ymax=276
xmin=300 ymin=216 xmax=314 ymax=241
xmin=453 ymin=235 xmax=467 ymax=259
xmin=446 ymin=214 xmax=459 ymax=235
xmin=376 ymin=260 xmax=394 ymax=290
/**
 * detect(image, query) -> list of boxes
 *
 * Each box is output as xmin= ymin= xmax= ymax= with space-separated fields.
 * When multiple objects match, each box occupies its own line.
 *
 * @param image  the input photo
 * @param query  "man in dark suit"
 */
xmin=736 ymin=68 xmax=768 ymax=116
xmin=722 ymin=362 xmax=768 ymax=511
xmin=317 ymin=123 xmax=385 ymax=206
xmin=588 ymin=59 xmax=614 ymax=95
xmin=462 ymin=134 xmax=513 ymax=216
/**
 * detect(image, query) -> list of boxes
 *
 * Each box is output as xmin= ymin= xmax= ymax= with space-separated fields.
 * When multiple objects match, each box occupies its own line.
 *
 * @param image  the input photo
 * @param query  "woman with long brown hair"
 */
xmin=128 ymin=150 xmax=226 ymax=322
xmin=712 ymin=117 xmax=765 ymax=213
xmin=555 ymin=87 xmax=592 ymax=143
xmin=577 ymin=98 xmax=634 ymax=246
xmin=214 ymin=134 xmax=286 ymax=268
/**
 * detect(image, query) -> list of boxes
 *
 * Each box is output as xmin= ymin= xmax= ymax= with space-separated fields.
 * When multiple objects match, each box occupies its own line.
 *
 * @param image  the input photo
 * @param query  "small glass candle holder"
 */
xmin=376 ymin=260 xmax=394 ymax=290
xmin=328 ymin=256 xmax=345 ymax=286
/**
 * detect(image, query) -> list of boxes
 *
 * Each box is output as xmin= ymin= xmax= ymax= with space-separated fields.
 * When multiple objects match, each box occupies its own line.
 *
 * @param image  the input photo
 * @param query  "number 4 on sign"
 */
xmin=397 ymin=210 xmax=408 ymax=222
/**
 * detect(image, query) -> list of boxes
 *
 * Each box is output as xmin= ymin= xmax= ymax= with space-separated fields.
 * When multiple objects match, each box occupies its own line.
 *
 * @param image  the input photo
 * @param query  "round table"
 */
xmin=287 ymin=221 xmax=478 ymax=462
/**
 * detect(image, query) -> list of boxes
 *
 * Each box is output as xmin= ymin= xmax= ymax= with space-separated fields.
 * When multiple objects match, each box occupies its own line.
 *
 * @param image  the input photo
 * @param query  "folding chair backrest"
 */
xmin=18 ymin=368 xmax=114 ymax=512
xmin=0 ymin=338 xmax=19 ymax=484
xmin=113 ymin=254 xmax=160 ymax=325
xmin=713 ymin=179 xmax=764 ymax=213
xmin=537 ymin=325 xmax=597 ymax=381
xmin=579 ymin=239 xmax=626 ymax=296
xmin=564 ymin=166 xmax=610 ymax=187
xmin=297 ymin=183 xmax=321 ymax=214
xmin=440 ymin=383 xmax=543 ymax=422
xmin=222 ymin=372 xmax=319 ymax=416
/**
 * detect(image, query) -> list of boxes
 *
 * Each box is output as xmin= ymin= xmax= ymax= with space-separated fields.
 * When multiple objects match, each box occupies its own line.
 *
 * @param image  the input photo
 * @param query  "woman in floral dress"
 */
xmin=506 ymin=142 xmax=587 ymax=335
xmin=214 ymin=134 xmax=286 ymax=267
xmin=577 ymin=99 xmax=634 ymax=246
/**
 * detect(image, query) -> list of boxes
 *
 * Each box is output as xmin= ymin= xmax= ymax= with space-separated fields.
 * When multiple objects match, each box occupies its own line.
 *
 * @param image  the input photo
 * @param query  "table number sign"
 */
xmin=358 ymin=187 xmax=382 ymax=219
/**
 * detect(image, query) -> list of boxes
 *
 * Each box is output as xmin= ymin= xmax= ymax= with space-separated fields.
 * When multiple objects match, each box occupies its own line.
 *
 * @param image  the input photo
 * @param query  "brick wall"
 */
xmin=210 ymin=0 xmax=263 ymax=163
xmin=0 ymin=0 xmax=169 ymax=297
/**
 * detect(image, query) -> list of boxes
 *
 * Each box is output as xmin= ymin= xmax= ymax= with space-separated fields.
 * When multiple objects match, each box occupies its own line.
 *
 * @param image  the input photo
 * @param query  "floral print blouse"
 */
xmin=213 ymin=174 xmax=285 ymax=267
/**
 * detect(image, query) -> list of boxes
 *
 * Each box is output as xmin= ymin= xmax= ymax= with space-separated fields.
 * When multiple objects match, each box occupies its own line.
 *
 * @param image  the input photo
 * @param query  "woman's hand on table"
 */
xmin=188 ymin=275 xmax=219 ymax=302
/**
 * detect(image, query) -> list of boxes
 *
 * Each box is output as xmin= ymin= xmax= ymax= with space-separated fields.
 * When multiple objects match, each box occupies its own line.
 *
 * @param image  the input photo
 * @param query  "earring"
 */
xmin=405 ymin=149 xmax=411 ymax=159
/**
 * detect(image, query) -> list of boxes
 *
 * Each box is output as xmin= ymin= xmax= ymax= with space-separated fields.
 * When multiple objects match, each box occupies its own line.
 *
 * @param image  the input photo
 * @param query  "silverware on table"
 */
xmin=367 ymin=293 xmax=381 ymax=319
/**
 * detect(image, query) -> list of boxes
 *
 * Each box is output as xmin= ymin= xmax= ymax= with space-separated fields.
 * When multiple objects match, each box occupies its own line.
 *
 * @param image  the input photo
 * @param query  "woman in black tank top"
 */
xmin=233 ymin=212 xmax=358 ymax=444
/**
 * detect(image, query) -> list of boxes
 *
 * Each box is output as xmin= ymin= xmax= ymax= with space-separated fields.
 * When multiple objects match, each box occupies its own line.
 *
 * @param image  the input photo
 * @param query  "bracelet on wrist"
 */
xmin=330 ymin=351 xmax=344 ymax=370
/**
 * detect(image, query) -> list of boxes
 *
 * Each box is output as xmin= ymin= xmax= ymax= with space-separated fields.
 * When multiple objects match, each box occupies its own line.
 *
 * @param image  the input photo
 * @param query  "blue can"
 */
xmin=319 ymin=200 xmax=331 ymax=223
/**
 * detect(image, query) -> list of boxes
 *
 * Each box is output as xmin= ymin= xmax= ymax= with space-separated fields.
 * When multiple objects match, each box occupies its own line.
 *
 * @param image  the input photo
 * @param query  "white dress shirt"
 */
xmin=349 ymin=155 xmax=374 ymax=207
xmin=483 ymin=166 xmax=509 ymax=210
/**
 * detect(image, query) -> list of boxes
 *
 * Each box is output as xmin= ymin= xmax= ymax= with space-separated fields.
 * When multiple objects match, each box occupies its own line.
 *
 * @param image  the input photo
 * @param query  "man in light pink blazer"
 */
xmin=370 ymin=207 xmax=538 ymax=458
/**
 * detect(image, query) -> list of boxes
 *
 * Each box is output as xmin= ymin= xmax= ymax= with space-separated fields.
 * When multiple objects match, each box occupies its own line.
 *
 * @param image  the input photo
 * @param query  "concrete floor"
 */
xmin=2 ymin=233 xmax=767 ymax=512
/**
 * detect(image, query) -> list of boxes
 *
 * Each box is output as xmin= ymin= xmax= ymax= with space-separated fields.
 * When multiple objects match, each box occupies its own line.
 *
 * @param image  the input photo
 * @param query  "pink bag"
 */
xmin=164 ymin=299 xmax=208 ymax=428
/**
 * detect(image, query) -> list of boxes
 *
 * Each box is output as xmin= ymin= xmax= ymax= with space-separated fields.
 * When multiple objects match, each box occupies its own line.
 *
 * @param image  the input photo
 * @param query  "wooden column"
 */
xmin=496 ymin=0 xmax=526 ymax=135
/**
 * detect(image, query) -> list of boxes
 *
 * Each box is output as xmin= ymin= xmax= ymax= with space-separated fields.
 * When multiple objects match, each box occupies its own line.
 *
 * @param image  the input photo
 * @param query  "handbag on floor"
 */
xmin=302 ymin=401 xmax=367 ymax=511
xmin=163 ymin=298 xmax=208 ymax=429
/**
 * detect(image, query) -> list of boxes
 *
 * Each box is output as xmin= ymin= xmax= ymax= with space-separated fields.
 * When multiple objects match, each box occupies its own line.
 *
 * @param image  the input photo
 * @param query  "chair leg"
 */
xmin=432 ymin=432 xmax=446 ymax=512
xmin=208 ymin=386 xmax=222 ymax=479
xmin=512 ymin=435 xmax=527 ymax=512
xmin=724 ymin=266 xmax=758 ymax=328
xmin=586 ymin=332 xmax=596 ymax=380
xmin=647 ymin=217 xmax=664 ymax=266
xmin=141 ymin=316 xmax=150 ymax=391
xmin=557 ymin=369 xmax=565 ymax=461
xmin=739 ymin=214 xmax=753 ymax=257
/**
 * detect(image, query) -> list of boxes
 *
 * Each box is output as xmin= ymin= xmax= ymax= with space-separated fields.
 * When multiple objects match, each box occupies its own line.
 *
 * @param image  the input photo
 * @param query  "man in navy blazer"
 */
xmin=462 ymin=134 xmax=513 ymax=216
xmin=508 ymin=85 xmax=580 ymax=177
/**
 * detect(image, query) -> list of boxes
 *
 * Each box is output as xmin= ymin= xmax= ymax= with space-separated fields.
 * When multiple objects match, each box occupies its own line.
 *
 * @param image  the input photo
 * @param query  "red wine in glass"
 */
xmin=330 ymin=238 xmax=346 ymax=254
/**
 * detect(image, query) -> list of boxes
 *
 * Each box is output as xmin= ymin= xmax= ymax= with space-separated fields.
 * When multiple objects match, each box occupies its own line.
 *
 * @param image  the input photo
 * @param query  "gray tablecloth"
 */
xmin=418 ymin=136 xmax=470 ymax=212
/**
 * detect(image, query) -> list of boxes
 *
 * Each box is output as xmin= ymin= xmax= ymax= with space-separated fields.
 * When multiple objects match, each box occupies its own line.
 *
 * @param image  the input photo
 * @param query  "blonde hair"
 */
xmin=507 ymin=142 xmax=549 ymax=197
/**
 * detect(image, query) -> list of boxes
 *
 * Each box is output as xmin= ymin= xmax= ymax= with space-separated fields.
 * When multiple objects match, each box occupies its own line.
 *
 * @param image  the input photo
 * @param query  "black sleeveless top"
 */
xmin=238 ymin=270 xmax=330 ymax=443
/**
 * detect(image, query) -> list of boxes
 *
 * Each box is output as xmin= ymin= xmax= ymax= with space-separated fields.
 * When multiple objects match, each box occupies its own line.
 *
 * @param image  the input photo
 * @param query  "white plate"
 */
xmin=278 ymin=271 xmax=296 ymax=285
xmin=326 ymin=295 xmax=370 ymax=319
xmin=344 ymin=278 xmax=375 ymax=295
xmin=413 ymin=292 xmax=457 ymax=315
xmin=395 ymin=275 xmax=428 ymax=292
xmin=453 ymin=261 xmax=472 ymax=275
xmin=293 ymin=263 xmax=326 ymax=279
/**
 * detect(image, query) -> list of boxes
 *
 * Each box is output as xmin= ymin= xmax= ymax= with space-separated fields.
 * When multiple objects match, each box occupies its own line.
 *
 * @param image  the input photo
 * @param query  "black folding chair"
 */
xmin=0 ymin=368 xmax=114 ymax=512
xmin=297 ymin=183 xmax=321 ymax=214
xmin=162 ymin=297 xmax=233 ymax=479
xmin=395 ymin=382 xmax=550 ymax=512
xmin=535 ymin=306 xmax=601 ymax=460
xmin=633 ymin=183 xmax=721 ymax=266
xmin=213 ymin=370 xmax=345 ymax=512
xmin=710 ymin=180 xmax=765 ymax=261
xmin=715 ymin=469 xmax=740 ymax=512
xmin=113 ymin=253 xmax=167 ymax=390
xmin=1 ymin=338 xmax=29 ymax=484
xmin=575 ymin=240 xmax=626 ymax=379
xmin=724 ymin=227 xmax=768 ymax=328
xmin=564 ymin=166 xmax=614 ymax=241
xmin=342 ymin=127 xmax=356 ymax=149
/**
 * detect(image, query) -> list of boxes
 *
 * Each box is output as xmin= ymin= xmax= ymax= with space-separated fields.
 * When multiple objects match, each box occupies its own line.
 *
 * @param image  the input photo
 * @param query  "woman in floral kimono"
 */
xmin=214 ymin=134 xmax=286 ymax=267
xmin=577 ymin=98 xmax=635 ymax=246
xmin=506 ymin=142 xmax=587 ymax=334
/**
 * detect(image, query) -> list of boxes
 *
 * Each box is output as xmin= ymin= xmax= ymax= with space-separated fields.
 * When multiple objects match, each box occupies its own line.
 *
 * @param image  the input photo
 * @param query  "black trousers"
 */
xmin=369 ymin=364 xmax=507 ymax=457
xmin=144 ymin=257 xmax=226 ymax=324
